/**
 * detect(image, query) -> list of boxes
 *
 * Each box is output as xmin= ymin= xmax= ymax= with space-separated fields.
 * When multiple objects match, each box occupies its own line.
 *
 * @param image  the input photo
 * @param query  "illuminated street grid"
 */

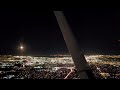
xmin=0 ymin=55 xmax=120 ymax=79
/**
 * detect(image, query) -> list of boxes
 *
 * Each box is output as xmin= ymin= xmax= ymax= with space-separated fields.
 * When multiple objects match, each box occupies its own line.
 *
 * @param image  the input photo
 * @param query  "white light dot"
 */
xmin=20 ymin=46 xmax=24 ymax=50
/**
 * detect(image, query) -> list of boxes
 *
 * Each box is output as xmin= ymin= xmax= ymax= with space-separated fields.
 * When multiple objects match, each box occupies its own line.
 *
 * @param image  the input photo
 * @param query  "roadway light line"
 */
xmin=64 ymin=67 xmax=74 ymax=79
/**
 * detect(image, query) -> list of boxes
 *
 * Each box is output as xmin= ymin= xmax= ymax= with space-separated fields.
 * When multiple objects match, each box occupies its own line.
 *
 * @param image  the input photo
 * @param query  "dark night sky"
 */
xmin=0 ymin=8 xmax=120 ymax=55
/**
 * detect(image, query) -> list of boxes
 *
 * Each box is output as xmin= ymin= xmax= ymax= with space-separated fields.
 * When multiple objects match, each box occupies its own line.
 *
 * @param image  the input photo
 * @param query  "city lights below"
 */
xmin=0 ymin=55 xmax=120 ymax=79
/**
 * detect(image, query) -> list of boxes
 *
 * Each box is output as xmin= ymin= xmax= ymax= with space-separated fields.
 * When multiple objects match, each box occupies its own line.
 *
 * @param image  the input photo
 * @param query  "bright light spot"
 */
xmin=20 ymin=46 xmax=24 ymax=50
